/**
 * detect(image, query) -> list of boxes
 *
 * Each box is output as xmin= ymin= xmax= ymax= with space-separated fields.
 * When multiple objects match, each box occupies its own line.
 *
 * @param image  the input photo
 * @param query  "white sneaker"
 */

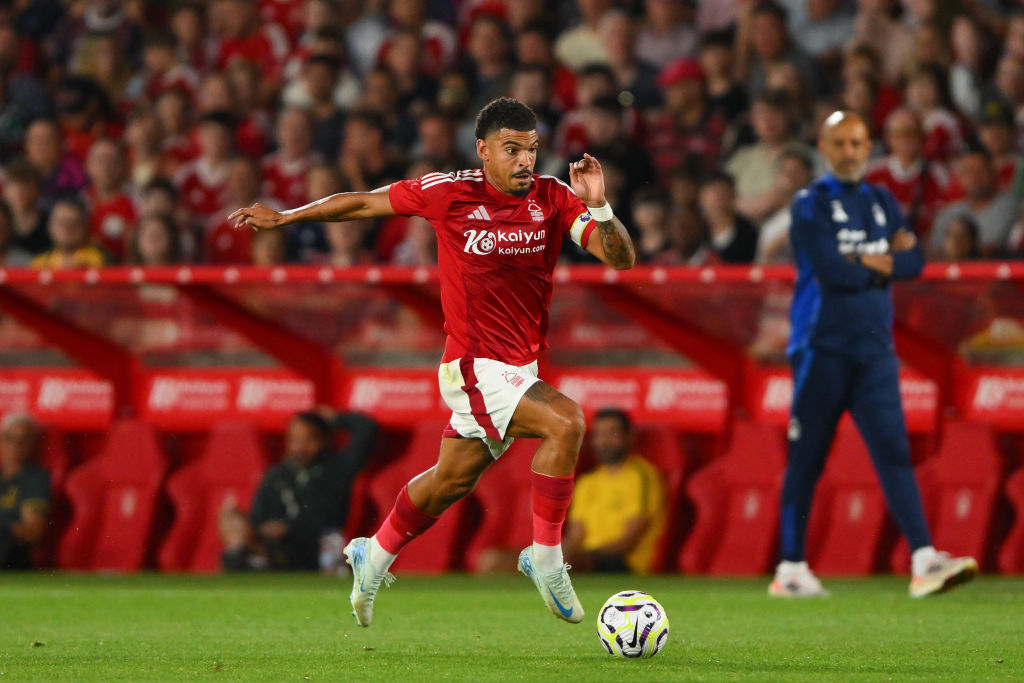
xmin=768 ymin=561 xmax=831 ymax=597
xmin=343 ymin=537 xmax=395 ymax=627
xmin=909 ymin=551 xmax=978 ymax=598
xmin=517 ymin=546 xmax=584 ymax=623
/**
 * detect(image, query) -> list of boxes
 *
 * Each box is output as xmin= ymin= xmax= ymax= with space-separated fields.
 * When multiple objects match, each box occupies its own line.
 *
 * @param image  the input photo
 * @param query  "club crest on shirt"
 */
xmin=831 ymin=200 xmax=849 ymax=222
xmin=527 ymin=199 xmax=545 ymax=222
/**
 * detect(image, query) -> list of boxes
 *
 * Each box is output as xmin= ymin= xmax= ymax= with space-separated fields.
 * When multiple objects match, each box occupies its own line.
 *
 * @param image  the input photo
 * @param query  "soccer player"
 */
xmin=229 ymin=97 xmax=635 ymax=625
xmin=771 ymin=110 xmax=977 ymax=599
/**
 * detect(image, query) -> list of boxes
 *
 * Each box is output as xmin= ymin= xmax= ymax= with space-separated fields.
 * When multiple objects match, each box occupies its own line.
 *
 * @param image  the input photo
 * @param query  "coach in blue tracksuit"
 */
xmin=769 ymin=111 xmax=977 ymax=598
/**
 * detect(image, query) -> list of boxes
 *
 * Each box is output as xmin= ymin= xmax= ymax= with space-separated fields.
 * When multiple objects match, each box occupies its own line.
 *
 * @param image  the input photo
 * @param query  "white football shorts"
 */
xmin=438 ymin=356 xmax=541 ymax=459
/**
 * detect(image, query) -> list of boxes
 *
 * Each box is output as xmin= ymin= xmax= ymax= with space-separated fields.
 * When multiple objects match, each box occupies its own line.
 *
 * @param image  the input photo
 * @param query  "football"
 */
xmin=596 ymin=590 xmax=670 ymax=658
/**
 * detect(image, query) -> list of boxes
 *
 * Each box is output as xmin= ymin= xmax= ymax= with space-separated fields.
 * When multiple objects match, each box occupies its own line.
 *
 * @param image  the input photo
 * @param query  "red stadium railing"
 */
xmin=3 ymin=263 xmax=1024 ymax=573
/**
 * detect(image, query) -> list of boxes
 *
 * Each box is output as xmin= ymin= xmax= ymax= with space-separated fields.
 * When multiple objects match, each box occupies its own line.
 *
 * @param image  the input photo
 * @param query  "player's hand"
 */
xmin=229 ymin=203 xmax=283 ymax=231
xmin=569 ymin=153 xmax=607 ymax=208
xmin=891 ymin=229 xmax=917 ymax=252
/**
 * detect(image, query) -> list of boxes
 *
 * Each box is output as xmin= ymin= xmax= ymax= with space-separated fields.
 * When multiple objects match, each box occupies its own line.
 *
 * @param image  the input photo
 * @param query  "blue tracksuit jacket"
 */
xmin=787 ymin=173 xmax=924 ymax=359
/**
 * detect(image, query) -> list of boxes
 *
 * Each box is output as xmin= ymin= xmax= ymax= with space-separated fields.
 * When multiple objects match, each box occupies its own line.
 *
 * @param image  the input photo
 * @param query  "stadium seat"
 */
xmin=464 ymin=439 xmax=537 ymax=572
xmin=366 ymin=421 xmax=477 ymax=573
xmin=680 ymin=421 xmax=786 ymax=575
xmin=59 ymin=420 xmax=167 ymax=571
xmin=997 ymin=466 xmax=1024 ymax=573
xmin=158 ymin=420 xmax=267 ymax=572
xmin=806 ymin=423 xmax=890 ymax=575
xmin=890 ymin=421 xmax=1005 ymax=572
xmin=633 ymin=425 xmax=689 ymax=572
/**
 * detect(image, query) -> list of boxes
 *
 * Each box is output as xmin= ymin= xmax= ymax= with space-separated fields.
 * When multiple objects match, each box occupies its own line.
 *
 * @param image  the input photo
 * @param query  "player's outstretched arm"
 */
xmin=569 ymin=154 xmax=635 ymax=270
xmin=229 ymin=188 xmax=397 ymax=231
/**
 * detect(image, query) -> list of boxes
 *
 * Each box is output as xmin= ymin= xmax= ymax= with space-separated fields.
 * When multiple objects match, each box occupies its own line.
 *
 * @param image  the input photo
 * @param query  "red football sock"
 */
xmin=375 ymin=485 xmax=440 ymax=555
xmin=531 ymin=470 xmax=574 ymax=546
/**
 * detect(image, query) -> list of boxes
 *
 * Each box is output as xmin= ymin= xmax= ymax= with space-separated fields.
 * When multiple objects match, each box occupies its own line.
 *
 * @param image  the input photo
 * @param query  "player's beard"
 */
xmin=832 ymin=159 xmax=868 ymax=182
xmin=509 ymin=173 xmax=533 ymax=196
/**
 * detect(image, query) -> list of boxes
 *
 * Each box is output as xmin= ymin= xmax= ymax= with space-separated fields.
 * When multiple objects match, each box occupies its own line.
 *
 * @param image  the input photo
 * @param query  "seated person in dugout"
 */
xmin=220 ymin=408 xmax=376 ymax=571
xmin=0 ymin=413 xmax=50 ymax=570
xmin=563 ymin=408 xmax=666 ymax=573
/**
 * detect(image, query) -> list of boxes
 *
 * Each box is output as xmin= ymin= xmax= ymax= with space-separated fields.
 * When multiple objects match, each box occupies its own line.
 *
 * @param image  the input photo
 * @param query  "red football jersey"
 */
xmin=261 ymin=153 xmax=314 ymax=208
xmin=175 ymin=158 xmax=230 ymax=221
xmin=865 ymin=156 xmax=950 ymax=240
xmin=388 ymin=170 xmax=595 ymax=365
xmin=204 ymin=216 xmax=253 ymax=264
xmin=85 ymin=187 xmax=137 ymax=259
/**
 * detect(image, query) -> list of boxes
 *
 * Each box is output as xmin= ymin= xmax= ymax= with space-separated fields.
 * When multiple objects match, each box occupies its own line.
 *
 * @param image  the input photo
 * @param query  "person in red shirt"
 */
xmin=83 ymin=137 xmax=137 ymax=261
xmin=210 ymin=0 xmax=290 ymax=99
xmin=205 ymin=157 xmax=273 ymax=264
xmin=174 ymin=112 xmax=234 ymax=224
xmin=261 ymin=108 xmax=317 ymax=209
xmin=231 ymin=97 xmax=634 ymax=628
xmin=865 ymin=108 xmax=951 ymax=241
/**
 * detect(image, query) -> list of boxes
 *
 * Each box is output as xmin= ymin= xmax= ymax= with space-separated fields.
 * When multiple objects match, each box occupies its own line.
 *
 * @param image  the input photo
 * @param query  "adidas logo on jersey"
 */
xmin=467 ymin=205 xmax=492 ymax=221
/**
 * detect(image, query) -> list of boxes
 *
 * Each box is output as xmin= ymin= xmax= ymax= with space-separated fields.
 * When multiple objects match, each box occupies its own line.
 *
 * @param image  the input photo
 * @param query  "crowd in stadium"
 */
xmin=1 ymin=0 xmax=1024 ymax=269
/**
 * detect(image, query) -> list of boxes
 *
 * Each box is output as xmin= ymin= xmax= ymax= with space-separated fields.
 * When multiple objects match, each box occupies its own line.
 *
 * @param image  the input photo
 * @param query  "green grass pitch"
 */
xmin=0 ymin=573 xmax=1021 ymax=681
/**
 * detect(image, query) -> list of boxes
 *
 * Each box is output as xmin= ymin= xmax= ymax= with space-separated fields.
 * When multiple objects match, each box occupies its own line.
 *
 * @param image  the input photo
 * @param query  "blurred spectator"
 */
xmin=581 ymin=96 xmax=654 ymax=218
xmin=52 ymin=0 xmax=143 ymax=76
xmin=987 ymin=56 xmax=1024 ymax=124
xmin=847 ymin=0 xmax=912 ymax=86
xmin=905 ymin=65 xmax=964 ymax=163
xmin=338 ymin=110 xmax=405 ymax=192
xmin=0 ymin=58 xmax=53 ymax=159
xmin=219 ymin=409 xmax=376 ymax=572
xmin=124 ymin=29 xmax=200 ymax=105
xmin=324 ymin=219 xmax=373 ymax=267
xmin=631 ymin=187 xmax=675 ymax=263
xmin=756 ymin=145 xmax=815 ymax=264
xmin=462 ymin=13 xmax=514 ymax=114
xmin=840 ymin=71 xmax=880 ymax=137
xmin=282 ymin=29 xmax=362 ymax=112
xmin=357 ymin=66 xmax=418 ymax=153
xmin=939 ymin=215 xmax=981 ymax=262
xmin=598 ymin=9 xmax=662 ymax=110
xmin=209 ymin=0 xmax=290 ymax=100
xmin=174 ymin=111 xmax=235 ymax=223
xmin=154 ymin=88 xmax=196 ymax=173
xmin=697 ymin=31 xmax=748 ymax=125
xmin=975 ymin=98 xmax=1019 ymax=192
xmin=83 ymin=138 xmax=136 ymax=260
xmin=122 ymin=108 xmax=163 ymax=193
xmin=778 ymin=0 xmax=853 ymax=62
xmin=865 ymin=108 xmax=951 ymax=241
xmin=949 ymin=15 xmax=989 ymax=120
xmin=297 ymin=55 xmax=347 ymax=160
xmin=391 ymin=215 xmax=437 ymax=266
xmin=251 ymin=226 xmax=288 ymax=266
xmin=129 ymin=214 xmax=184 ymax=266
xmin=169 ymin=2 xmax=208 ymax=73
xmin=0 ymin=199 xmax=31 ymax=266
xmin=554 ymin=64 xmax=645 ymax=165
xmin=0 ymin=413 xmax=49 ymax=570
xmin=260 ymin=0 xmax=306 ymax=40
xmin=514 ymin=21 xmax=576 ymax=114
xmin=502 ymin=0 xmax=546 ymax=33
xmin=225 ymin=60 xmax=273 ymax=159
xmin=908 ymin=21 xmax=949 ymax=74
xmin=381 ymin=0 xmax=456 ymax=77
xmin=698 ymin=171 xmax=759 ymax=264
xmin=263 ymin=108 xmax=317 ymax=209
xmin=53 ymin=76 xmax=119 ymax=165
xmin=1 ymin=161 xmax=49 ymax=254
xmin=736 ymin=0 xmax=820 ymax=98
xmin=554 ymin=0 xmax=611 ymax=70
xmin=206 ymin=157 xmax=270 ymax=264
xmin=286 ymin=162 xmax=335 ymax=263
xmin=725 ymin=89 xmax=807 ymax=223
xmin=767 ymin=60 xmax=815 ymax=142
xmin=24 ymin=118 xmax=87 ymax=204
xmin=635 ymin=0 xmax=698 ymax=69
xmin=382 ymin=28 xmax=438 ymax=119
xmin=841 ymin=45 xmax=902 ymax=135
xmin=31 ymin=195 xmax=107 ymax=269
xmin=930 ymin=150 xmax=1018 ymax=258
xmin=412 ymin=110 xmax=469 ymax=172
xmin=564 ymin=408 xmax=665 ymax=574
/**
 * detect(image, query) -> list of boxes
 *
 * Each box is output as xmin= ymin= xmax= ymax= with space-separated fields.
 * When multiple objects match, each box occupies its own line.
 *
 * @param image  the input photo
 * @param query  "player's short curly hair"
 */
xmin=474 ymin=97 xmax=537 ymax=140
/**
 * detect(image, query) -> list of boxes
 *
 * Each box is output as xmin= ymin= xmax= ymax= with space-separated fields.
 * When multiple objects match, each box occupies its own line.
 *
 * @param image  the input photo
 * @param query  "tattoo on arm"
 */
xmin=597 ymin=217 xmax=635 ymax=269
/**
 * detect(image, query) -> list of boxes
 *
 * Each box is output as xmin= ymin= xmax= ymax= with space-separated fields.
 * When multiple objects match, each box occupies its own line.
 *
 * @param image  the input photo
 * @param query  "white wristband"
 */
xmin=588 ymin=202 xmax=614 ymax=222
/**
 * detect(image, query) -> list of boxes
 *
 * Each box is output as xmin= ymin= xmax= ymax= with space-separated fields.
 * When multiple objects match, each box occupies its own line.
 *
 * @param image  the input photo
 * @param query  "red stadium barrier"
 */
xmin=1 ymin=263 xmax=1022 ymax=573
